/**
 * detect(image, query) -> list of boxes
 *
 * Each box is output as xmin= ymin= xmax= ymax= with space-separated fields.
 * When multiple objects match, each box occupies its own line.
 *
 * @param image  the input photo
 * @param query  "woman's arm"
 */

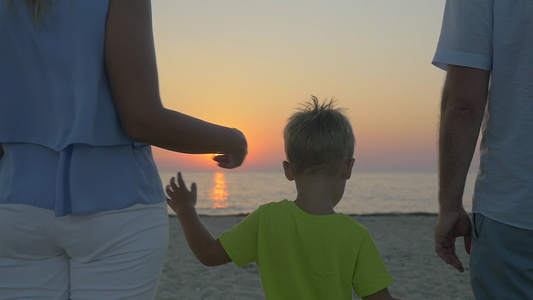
xmin=105 ymin=0 xmax=246 ymax=168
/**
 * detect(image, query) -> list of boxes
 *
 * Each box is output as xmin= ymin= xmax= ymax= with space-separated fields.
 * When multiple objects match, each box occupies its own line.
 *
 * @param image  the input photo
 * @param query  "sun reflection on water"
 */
xmin=210 ymin=172 xmax=229 ymax=209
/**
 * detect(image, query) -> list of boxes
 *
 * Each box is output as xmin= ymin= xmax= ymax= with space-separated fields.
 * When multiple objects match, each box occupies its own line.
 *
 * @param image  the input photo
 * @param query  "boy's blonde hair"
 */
xmin=284 ymin=96 xmax=355 ymax=175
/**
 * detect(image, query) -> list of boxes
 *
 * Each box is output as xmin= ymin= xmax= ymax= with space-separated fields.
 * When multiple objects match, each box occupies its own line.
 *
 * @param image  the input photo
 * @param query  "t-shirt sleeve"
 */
xmin=432 ymin=0 xmax=493 ymax=71
xmin=352 ymin=232 xmax=394 ymax=298
xmin=218 ymin=209 xmax=260 ymax=268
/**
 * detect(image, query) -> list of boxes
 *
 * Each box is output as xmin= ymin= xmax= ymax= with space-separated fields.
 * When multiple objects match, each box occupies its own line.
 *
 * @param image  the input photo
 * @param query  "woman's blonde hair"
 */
xmin=6 ymin=0 xmax=50 ymax=28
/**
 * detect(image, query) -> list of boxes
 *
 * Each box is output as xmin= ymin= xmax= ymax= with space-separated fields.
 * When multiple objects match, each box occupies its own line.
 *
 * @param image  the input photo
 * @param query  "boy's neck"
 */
xmin=292 ymin=173 xmax=346 ymax=216
xmin=294 ymin=197 xmax=336 ymax=215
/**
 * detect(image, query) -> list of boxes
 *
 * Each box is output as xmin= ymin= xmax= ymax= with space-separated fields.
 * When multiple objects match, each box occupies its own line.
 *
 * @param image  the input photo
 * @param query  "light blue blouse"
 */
xmin=0 ymin=1 xmax=165 ymax=216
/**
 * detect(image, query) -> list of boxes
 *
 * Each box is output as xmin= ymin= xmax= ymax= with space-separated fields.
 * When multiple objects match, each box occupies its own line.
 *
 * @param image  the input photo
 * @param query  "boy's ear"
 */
xmin=283 ymin=161 xmax=295 ymax=181
xmin=342 ymin=158 xmax=355 ymax=180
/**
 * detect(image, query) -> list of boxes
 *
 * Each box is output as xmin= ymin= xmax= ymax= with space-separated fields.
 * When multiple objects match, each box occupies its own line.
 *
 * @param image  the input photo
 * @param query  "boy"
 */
xmin=166 ymin=97 xmax=398 ymax=299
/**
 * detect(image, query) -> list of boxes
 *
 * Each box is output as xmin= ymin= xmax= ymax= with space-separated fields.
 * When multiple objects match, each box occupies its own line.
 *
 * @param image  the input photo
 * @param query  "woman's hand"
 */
xmin=213 ymin=128 xmax=247 ymax=169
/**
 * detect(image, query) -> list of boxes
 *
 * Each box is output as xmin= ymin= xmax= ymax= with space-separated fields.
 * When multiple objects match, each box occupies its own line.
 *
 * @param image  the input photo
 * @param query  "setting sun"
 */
xmin=151 ymin=1 xmax=447 ymax=173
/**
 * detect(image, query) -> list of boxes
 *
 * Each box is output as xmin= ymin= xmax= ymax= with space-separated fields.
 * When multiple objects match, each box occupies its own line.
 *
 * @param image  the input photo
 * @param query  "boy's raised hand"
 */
xmin=165 ymin=172 xmax=232 ymax=266
xmin=166 ymin=172 xmax=197 ymax=213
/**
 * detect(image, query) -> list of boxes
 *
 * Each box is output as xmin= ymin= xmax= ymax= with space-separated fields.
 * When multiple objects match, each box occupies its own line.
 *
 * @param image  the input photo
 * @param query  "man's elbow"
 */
xmin=442 ymin=90 xmax=486 ymax=122
xmin=442 ymin=65 xmax=490 ymax=117
xmin=456 ymin=102 xmax=485 ymax=120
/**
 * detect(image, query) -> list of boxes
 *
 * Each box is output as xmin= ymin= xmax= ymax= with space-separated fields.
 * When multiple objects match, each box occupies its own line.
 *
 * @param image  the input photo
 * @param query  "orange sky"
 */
xmin=150 ymin=1 xmax=454 ymax=173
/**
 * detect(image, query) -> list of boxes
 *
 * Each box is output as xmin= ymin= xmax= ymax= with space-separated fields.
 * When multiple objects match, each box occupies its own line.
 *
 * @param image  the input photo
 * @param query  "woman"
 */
xmin=0 ymin=1 xmax=247 ymax=299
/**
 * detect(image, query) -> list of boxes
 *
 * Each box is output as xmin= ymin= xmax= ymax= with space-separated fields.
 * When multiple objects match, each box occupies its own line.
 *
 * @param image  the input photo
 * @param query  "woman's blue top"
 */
xmin=0 ymin=1 xmax=165 ymax=216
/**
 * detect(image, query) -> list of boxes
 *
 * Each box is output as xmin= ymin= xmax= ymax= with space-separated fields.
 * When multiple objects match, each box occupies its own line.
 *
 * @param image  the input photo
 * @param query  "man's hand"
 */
xmin=434 ymin=208 xmax=472 ymax=272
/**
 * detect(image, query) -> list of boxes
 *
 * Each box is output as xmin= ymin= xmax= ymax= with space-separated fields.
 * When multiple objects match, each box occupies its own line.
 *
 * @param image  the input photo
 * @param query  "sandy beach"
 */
xmin=155 ymin=214 xmax=474 ymax=300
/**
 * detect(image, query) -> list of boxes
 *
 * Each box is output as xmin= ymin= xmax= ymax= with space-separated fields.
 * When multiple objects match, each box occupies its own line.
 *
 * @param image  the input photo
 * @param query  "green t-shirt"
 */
xmin=219 ymin=200 xmax=393 ymax=299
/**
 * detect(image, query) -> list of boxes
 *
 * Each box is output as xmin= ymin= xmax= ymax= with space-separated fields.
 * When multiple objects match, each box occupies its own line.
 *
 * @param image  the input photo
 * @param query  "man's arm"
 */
xmin=166 ymin=172 xmax=232 ymax=266
xmin=435 ymin=65 xmax=490 ymax=272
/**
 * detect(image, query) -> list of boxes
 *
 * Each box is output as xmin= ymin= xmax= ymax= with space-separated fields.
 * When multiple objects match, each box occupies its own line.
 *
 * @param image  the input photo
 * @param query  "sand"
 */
xmin=155 ymin=214 xmax=474 ymax=300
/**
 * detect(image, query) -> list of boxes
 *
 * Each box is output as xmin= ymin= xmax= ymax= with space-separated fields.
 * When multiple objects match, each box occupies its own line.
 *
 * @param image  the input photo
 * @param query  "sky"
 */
xmin=149 ymin=0 xmax=455 ymax=173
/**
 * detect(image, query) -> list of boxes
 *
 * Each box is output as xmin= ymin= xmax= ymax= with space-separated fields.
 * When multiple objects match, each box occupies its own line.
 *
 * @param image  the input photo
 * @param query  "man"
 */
xmin=433 ymin=0 xmax=533 ymax=298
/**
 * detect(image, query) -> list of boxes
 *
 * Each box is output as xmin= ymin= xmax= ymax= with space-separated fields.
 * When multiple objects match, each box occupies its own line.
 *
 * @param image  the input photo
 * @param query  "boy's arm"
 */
xmin=362 ymin=288 xmax=400 ymax=300
xmin=166 ymin=172 xmax=232 ymax=266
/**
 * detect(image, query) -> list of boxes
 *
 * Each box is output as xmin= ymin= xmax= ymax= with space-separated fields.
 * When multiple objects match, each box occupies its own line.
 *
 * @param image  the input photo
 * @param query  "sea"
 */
xmin=159 ymin=171 xmax=477 ymax=216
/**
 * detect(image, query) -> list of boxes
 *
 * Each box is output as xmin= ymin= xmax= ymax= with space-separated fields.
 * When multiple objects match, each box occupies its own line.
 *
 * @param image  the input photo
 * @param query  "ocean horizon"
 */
xmin=159 ymin=171 xmax=476 ymax=217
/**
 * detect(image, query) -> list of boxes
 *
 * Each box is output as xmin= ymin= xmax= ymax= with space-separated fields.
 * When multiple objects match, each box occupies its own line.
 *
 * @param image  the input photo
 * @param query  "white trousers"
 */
xmin=0 ymin=202 xmax=169 ymax=300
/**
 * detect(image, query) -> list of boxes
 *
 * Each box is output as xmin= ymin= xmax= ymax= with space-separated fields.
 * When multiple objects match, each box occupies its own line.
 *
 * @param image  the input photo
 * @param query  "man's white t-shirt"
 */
xmin=433 ymin=0 xmax=533 ymax=230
